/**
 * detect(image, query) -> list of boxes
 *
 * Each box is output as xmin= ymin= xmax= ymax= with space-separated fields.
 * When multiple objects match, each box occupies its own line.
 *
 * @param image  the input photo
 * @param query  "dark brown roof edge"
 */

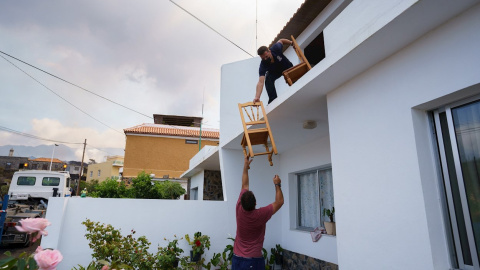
xmin=267 ymin=0 xmax=333 ymax=50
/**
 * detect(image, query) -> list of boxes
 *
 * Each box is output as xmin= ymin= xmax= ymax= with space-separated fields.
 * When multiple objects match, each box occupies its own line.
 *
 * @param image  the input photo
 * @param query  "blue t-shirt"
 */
xmin=259 ymin=42 xmax=293 ymax=77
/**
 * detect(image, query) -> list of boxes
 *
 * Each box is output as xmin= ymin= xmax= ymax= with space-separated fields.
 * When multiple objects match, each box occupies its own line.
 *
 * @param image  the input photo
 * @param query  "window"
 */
xmin=98 ymin=170 xmax=101 ymax=177
xmin=90 ymin=171 xmax=93 ymax=177
xmin=433 ymin=96 xmax=480 ymax=269
xmin=304 ymin=32 xmax=325 ymax=68
xmin=32 ymin=164 xmax=37 ymax=169
xmin=185 ymin=140 xmax=198 ymax=144
xmin=297 ymin=167 xmax=334 ymax=231
xmin=17 ymin=176 xmax=36 ymax=186
xmin=42 ymin=177 xmax=60 ymax=186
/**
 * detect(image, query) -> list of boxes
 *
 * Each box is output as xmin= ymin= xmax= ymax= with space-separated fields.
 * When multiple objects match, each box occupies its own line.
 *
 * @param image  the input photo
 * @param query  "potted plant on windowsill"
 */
xmin=185 ymin=231 xmax=211 ymax=263
xmin=323 ymin=207 xmax=336 ymax=236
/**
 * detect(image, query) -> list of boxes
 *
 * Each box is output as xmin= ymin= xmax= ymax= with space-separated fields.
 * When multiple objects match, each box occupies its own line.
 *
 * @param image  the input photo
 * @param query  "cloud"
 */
xmin=0 ymin=0 xmax=303 ymax=153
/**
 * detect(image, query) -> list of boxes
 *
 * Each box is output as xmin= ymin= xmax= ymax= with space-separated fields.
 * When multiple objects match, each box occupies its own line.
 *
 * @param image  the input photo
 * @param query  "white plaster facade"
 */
xmin=42 ymin=0 xmax=480 ymax=269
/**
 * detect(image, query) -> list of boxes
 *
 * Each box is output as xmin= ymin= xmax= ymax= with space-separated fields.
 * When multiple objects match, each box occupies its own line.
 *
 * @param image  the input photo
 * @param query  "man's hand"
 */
xmin=272 ymin=174 xmax=284 ymax=214
xmin=244 ymin=156 xmax=253 ymax=170
xmin=273 ymin=175 xmax=281 ymax=185
xmin=253 ymin=97 xmax=260 ymax=103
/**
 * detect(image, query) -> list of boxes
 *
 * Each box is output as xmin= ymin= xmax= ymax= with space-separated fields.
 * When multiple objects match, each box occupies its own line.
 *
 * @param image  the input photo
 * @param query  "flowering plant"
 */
xmin=81 ymin=219 xmax=154 ymax=269
xmin=185 ymin=231 xmax=210 ymax=257
xmin=0 ymin=218 xmax=63 ymax=270
xmin=15 ymin=217 xmax=51 ymax=242
xmin=156 ymin=235 xmax=183 ymax=269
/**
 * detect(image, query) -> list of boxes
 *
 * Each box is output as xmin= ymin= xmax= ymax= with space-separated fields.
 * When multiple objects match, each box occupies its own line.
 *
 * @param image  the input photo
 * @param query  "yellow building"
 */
xmin=123 ymin=122 xmax=219 ymax=179
xmin=86 ymin=156 xmax=124 ymax=182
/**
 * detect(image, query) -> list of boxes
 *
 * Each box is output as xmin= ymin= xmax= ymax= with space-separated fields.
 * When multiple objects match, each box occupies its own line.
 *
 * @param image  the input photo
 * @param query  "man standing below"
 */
xmin=254 ymin=39 xmax=294 ymax=104
xmin=232 ymin=157 xmax=284 ymax=269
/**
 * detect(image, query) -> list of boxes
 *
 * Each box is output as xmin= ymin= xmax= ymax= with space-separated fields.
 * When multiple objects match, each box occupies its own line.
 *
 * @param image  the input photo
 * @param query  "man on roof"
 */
xmin=254 ymin=39 xmax=294 ymax=104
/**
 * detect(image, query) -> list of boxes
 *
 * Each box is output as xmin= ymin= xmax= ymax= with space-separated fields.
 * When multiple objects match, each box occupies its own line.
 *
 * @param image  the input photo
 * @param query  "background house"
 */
xmin=29 ymin=157 xmax=65 ymax=171
xmin=122 ymin=115 xmax=219 ymax=180
xmin=42 ymin=1 xmax=480 ymax=269
xmin=86 ymin=156 xmax=124 ymax=182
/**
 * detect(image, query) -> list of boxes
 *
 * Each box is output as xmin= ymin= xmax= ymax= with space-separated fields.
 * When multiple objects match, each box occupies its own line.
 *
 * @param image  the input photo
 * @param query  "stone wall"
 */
xmin=203 ymin=170 xmax=223 ymax=201
xmin=282 ymin=249 xmax=338 ymax=270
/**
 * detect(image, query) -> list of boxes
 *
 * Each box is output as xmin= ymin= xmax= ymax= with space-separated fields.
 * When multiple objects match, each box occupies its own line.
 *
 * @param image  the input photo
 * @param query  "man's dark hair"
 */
xmin=241 ymin=190 xmax=256 ymax=211
xmin=257 ymin=46 xmax=269 ymax=56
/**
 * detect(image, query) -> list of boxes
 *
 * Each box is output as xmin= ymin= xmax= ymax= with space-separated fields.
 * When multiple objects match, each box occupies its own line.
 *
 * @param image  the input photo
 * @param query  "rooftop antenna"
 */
xmin=199 ymin=88 xmax=205 ymax=151
xmin=256 ymin=0 xmax=258 ymax=50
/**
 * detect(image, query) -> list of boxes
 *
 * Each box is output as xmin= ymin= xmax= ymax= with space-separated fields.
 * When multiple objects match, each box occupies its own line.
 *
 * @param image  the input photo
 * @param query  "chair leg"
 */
xmin=264 ymin=143 xmax=273 ymax=166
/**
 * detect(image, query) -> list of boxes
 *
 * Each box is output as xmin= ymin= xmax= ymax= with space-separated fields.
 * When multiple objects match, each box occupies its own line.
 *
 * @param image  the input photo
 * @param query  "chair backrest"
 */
xmin=238 ymin=102 xmax=266 ymax=126
xmin=291 ymin=35 xmax=312 ymax=70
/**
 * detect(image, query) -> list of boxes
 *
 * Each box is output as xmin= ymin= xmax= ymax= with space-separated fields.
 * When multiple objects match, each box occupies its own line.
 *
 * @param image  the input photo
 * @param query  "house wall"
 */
xmin=42 ymin=197 xmax=231 ymax=270
xmin=86 ymin=160 xmax=121 ymax=182
xmin=190 ymin=170 xmax=204 ymax=200
xmin=327 ymin=4 xmax=480 ymax=270
xmin=279 ymin=135 xmax=337 ymax=264
xmin=123 ymin=135 xmax=218 ymax=179
xmin=203 ymin=170 xmax=223 ymax=201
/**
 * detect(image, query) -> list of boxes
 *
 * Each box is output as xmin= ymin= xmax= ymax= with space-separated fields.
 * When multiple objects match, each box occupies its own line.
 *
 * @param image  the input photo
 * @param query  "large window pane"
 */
xmin=298 ymin=171 xmax=320 ymax=229
xmin=297 ymin=168 xmax=334 ymax=230
xmin=452 ymin=100 xmax=480 ymax=263
xmin=440 ymin=112 xmax=472 ymax=265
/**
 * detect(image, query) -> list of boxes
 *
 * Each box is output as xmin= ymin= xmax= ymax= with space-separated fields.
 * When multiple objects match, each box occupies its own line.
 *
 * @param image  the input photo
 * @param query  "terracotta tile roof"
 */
xmin=31 ymin=158 xmax=63 ymax=163
xmin=268 ymin=0 xmax=332 ymax=49
xmin=124 ymin=123 xmax=219 ymax=140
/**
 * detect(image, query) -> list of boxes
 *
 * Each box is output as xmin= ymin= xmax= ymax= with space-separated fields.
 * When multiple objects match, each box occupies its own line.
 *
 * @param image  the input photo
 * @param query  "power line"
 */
xmin=169 ymin=0 xmax=254 ymax=57
xmin=0 ymin=51 xmax=218 ymax=132
xmin=0 ymin=126 xmax=84 ymax=145
xmin=0 ymin=50 xmax=153 ymax=120
xmin=0 ymin=54 xmax=125 ymax=135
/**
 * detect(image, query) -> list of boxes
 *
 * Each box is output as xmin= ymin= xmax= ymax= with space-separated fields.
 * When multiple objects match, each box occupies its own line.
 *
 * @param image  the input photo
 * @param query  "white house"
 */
xmin=43 ymin=0 xmax=480 ymax=269
xmin=187 ymin=0 xmax=480 ymax=269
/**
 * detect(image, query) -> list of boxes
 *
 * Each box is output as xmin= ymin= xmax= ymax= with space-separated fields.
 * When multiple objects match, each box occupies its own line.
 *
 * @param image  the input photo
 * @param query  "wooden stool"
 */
xmin=238 ymin=101 xmax=277 ymax=166
xmin=283 ymin=35 xmax=312 ymax=86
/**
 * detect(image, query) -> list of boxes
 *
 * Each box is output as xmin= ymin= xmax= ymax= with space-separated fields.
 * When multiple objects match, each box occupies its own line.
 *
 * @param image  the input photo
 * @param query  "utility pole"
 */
xmin=77 ymin=139 xmax=86 ymax=196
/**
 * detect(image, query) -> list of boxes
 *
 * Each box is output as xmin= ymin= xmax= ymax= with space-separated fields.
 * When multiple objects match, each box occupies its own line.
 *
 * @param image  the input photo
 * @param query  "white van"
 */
xmin=8 ymin=170 xmax=72 ymax=202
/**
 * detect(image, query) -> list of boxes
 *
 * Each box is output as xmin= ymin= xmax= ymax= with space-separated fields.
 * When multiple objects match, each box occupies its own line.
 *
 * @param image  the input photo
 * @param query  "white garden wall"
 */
xmin=42 ymin=197 xmax=231 ymax=270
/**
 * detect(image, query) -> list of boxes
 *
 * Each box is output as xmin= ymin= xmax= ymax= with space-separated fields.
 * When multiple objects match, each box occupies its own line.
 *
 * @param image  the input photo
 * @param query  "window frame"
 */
xmin=42 ymin=177 xmax=61 ymax=186
xmin=17 ymin=176 xmax=36 ymax=186
xmin=432 ymin=94 xmax=480 ymax=269
xmin=294 ymin=165 xmax=334 ymax=232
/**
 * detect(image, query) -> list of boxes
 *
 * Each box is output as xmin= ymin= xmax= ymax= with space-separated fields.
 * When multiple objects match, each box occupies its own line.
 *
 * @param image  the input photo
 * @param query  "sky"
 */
xmin=0 ymin=0 xmax=303 ymax=161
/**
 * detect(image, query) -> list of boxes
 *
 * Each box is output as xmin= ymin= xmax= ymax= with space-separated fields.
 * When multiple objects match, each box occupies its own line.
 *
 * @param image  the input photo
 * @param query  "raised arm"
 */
xmin=242 ymin=156 xmax=253 ymax=190
xmin=277 ymin=39 xmax=293 ymax=47
xmin=254 ymin=76 xmax=265 ymax=103
xmin=272 ymin=175 xmax=284 ymax=214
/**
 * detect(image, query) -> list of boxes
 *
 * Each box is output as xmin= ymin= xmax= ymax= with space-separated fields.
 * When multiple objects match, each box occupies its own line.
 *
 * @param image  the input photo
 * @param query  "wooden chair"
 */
xmin=282 ymin=35 xmax=312 ymax=86
xmin=238 ymin=101 xmax=277 ymax=166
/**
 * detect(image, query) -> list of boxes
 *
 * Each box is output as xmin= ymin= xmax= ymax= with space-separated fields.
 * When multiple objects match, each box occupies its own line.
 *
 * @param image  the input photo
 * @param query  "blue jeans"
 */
xmin=232 ymin=254 xmax=266 ymax=270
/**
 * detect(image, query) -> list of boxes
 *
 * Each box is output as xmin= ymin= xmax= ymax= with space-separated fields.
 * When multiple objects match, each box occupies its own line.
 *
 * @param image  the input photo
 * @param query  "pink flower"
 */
xmin=34 ymin=246 xmax=63 ymax=270
xmin=15 ymin=218 xmax=51 ymax=235
xmin=101 ymin=266 xmax=110 ymax=270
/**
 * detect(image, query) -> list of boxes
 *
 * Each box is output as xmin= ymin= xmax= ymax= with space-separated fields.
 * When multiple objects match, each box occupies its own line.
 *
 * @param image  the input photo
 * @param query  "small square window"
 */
xmin=98 ymin=170 xmax=101 ymax=177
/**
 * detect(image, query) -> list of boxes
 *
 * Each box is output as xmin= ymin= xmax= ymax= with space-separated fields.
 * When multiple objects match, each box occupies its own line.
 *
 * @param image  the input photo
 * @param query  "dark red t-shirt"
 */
xmin=233 ymin=189 xmax=274 ymax=258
